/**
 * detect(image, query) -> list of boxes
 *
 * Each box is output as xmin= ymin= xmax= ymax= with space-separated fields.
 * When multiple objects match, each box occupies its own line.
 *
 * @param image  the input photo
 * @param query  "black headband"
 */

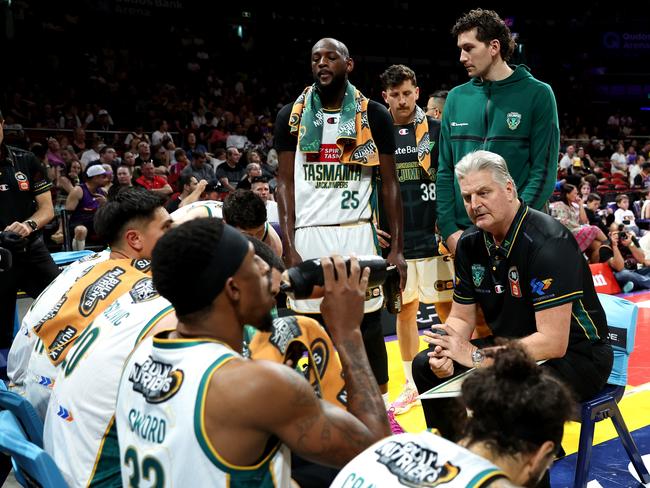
xmin=174 ymin=224 xmax=251 ymax=316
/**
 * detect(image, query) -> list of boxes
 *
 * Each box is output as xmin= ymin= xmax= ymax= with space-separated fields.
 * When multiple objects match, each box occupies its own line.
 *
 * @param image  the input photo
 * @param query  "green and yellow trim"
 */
xmin=484 ymin=203 xmax=528 ymax=258
xmin=571 ymin=299 xmax=601 ymax=341
xmin=134 ymin=305 xmax=175 ymax=345
xmin=153 ymin=336 xmax=233 ymax=350
xmin=193 ymin=356 xmax=280 ymax=486
xmin=88 ymin=416 xmax=121 ymax=487
xmin=533 ymin=291 xmax=582 ymax=310
xmin=467 ymin=468 xmax=508 ymax=487
xmin=453 ymin=292 xmax=476 ymax=304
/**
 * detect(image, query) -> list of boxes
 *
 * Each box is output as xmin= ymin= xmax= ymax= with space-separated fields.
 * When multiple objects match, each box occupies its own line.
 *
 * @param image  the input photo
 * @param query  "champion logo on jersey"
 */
xmin=450 ymin=122 xmax=469 ymax=127
xmin=57 ymin=405 xmax=74 ymax=422
xmin=326 ymin=116 xmax=339 ymax=124
xmin=398 ymin=128 xmax=409 ymax=135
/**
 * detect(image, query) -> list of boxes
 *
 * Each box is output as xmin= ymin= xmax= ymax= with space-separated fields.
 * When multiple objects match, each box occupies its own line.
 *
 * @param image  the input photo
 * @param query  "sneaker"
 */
xmin=622 ymin=281 xmax=634 ymax=293
xmin=389 ymin=382 xmax=420 ymax=415
xmin=387 ymin=407 xmax=405 ymax=434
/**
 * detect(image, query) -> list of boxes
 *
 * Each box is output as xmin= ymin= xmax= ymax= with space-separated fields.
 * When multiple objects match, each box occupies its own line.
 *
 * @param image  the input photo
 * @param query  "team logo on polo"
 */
xmin=79 ymin=267 xmax=126 ymax=317
xmin=14 ymin=171 xmax=30 ymax=191
xmin=128 ymin=356 xmax=184 ymax=404
xmin=129 ymin=278 xmax=159 ymax=303
xmin=269 ymin=317 xmax=302 ymax=355
xmin=375 ymin=440 xmax=460 ymax=487
xmin=471 ymin=264 xmax=485 ymax=287
xmin=508 ymin=266 xmax=522 ymax=297
xmin=530 ymin=278 xmax=553 ymax=296
xmin=506 ymin=112 xmax=522 ymax=130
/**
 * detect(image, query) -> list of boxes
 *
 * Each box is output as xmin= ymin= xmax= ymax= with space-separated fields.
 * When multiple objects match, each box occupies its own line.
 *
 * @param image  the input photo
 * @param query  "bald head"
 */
xmin=312 ymin=38 xmax=350 ymax=59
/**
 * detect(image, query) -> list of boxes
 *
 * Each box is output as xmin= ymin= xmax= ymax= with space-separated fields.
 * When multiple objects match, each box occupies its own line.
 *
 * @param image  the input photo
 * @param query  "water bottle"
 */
xmin=281 ymin=256 xmax=389 ymax=299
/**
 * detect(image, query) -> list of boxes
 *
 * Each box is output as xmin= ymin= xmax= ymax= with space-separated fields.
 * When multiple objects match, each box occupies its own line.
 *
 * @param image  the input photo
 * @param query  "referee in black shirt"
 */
xmin=412 ymin=150 xmax=613 ymax=441
xmin=0 ymin=110 xmax=60 ymax=347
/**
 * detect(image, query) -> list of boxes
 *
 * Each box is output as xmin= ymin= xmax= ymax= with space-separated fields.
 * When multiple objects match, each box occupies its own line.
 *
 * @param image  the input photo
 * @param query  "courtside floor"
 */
xmin=386 ymin=291 xmax=650 ymax=487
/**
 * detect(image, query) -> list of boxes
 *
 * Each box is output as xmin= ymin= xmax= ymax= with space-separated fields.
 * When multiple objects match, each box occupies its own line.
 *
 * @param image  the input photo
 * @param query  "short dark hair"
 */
xmin=461 ymin=343 xmax=575 ymax=457
xmin=152 ymin=218 xmax=225 ymax=320
xmin=94 ymin=187 xmax=165 ymax=246
xmin=223 ymin=190 xmax=267 ymax=230
xmin=586 ymin=193 xmax=601 ymax=203
xmin=246 ymin=235 xmax=284 ymax=272
xmin=251 ymin=176 xmax=269 ymax=186
xmin=429 ymin=89 xmax=449 ymax=100
xmin=178 ymin=173 xmax=195 ymax=189
xmin=379 ymin=64 xmax=417 ymax=90
xmin=452 ymin=9 xmax=516 ymax=61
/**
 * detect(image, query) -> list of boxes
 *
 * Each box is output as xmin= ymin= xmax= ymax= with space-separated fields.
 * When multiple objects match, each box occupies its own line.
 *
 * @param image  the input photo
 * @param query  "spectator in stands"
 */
xmin=80 ymin=137 xmax=104 ymax=167
xmin=123 ymin=125 xmax=150 ymax=150
xmin=135 ymin=161 xmax=173 ymax=197
xmin=579 ymin=181 xmax=592 ymax=200
xmin=215 ymin=146 xmax=245 ymax=192
xmin=151 ymin=119 xmax=173 ymax=146
xmin=584 ymin=193 xmax=609 ymax=234
xmin=601 ymin=222 xmax=650 ymax=292
xmin=559 ymin=144 xmax=576 ymax=172
xmin=208 ymin=119 xmax=229 ymax=150
xmin=633 ymin=162 xmax=650 ymax=190
xmin=46 ymin=137 xmax=65 ymax=168
xmin=58 ymin=104 xmax=82 ymax=130
xmin=65 ymin=164 xmax=109 ymax=250
xmin=168 ymin=148 xmax=189 ymax=191
xmin=223 ymin=189 xmax=283 ymax=256
xmin=614 ymin=194 xmax=640 ymax=236
xmin=70 ymin=127 xmax=87 ymax=157
xmin=184 ymin=131 xmax=207 ymax=161
xmin=134 ymin=141 xmax=153 ymax=167
xmin=87 ymin=109 xmax=115 ymax=135
xmin=122 ymin=151 xmax=136 ymax=169
xmin=226 ymin=123 xmax=249 ymax=150
xmin=108 ymin=165 xmax=134 ymax=199
xmin=551 ymin=184 xmax=608 ymax=262
xmin=611 ymin=143 xmax=628 ymax=176
xmin=251 ymin=176 xmax=279 ymax=223
xmin=165 ymin=174 xmax=207 ymax=213
xmin=237 ymin=162 xmax=262 ymax=190
xmin=88 ymin=145 xmax=118 ymax=174
xmin=180 ymin=150 xmax=214 ymax=183
xmin=641 ymin=190 xmax=650 ymax=220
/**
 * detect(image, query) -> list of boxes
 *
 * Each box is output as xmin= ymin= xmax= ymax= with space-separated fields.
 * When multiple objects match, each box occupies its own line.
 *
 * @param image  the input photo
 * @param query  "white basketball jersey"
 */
xmin=171 ymin=200 xmax=223 ymax=222
xmin=331 ymin=432 xmax=507 ymax=488
xmin=8 ymin=251 xmax=110 ymax=407
xmin=293 ymin=110 xmax=374 ymax=228
xmin=44 ymin=286 xmax=173 ymax=488
xmin=116 ymin=335 xmax=291 ymax=488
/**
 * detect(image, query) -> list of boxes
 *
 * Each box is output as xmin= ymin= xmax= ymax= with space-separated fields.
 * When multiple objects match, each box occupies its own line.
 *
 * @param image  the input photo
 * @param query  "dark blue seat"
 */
xmin=573 ymin=294 xmax=650 ymax=487
xmin=0 ymin=380 xmax=44 ymax=448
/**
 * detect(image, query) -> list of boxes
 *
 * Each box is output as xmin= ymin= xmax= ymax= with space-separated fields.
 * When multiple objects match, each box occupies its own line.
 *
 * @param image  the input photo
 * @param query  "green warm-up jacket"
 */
xmin=437 ymin=65 xmax=560 ymax=241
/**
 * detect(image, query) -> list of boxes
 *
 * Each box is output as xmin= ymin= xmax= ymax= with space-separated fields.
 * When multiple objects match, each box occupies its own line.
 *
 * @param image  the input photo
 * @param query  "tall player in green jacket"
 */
xmin=438 ymin=8 xmax=560 ymax=255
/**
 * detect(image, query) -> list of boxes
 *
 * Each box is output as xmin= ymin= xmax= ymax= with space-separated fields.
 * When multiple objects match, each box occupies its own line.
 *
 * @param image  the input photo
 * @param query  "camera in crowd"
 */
xmin=0 ymin=231 xmax=28 ymax=272
xmin=280 ymin=256 xmax=402 ymax=313
xmin=618 ymin=223 xmax=640 ymax=247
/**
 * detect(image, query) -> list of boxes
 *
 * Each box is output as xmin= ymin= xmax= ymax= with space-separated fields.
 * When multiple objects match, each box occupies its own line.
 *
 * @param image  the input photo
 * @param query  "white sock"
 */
xmin=403 ymin=360 xmax=414 ymax=386
xmin=72 ymin=239 xmax=85 ymax=251
xmin=382 ymin=392 xmax=390 ymax=407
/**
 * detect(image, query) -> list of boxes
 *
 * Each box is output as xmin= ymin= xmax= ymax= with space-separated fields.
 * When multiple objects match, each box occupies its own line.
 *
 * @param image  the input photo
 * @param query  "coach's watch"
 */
xmin=471 ymin=348 xmax=485 ymax=369
xmin=24 ymin=219 xmax=38 ymax=232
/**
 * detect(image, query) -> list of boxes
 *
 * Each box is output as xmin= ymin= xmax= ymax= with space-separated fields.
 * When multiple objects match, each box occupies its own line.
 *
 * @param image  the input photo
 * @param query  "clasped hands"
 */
xmin=422 ymin=324 xmax=474 ymax=379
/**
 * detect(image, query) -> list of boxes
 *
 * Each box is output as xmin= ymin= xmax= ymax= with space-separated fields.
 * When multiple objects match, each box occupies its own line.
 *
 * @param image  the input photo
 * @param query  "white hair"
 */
xmin=455 ymin=150 xmax=517 ymax=196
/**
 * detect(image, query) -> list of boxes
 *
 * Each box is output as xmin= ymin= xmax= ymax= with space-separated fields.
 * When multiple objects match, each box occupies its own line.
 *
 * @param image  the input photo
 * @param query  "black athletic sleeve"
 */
xmin=367 ymin=100 xmax=396 ymax=156
xmin=273 ymin=104 xmax=295 ymax=152
xmin=27 ymin=152 xmax=53 ymax=194
xmin=452 ymin=232 xmax=478 ymax=305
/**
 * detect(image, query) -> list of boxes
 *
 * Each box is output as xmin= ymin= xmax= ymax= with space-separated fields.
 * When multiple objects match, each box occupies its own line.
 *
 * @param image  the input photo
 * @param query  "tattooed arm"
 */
xmin=204 ymin=256 xmax=390 ymax=468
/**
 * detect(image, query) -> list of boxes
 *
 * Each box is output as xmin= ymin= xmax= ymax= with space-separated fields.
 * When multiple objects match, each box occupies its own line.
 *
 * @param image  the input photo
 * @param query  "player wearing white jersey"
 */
xmin=115 ymin=219 xmax=391 ymax=487
xmin=44 ymin=288 xmax=174 ymax=487
xmin=275 ymin=37 xmax=406 ymax=397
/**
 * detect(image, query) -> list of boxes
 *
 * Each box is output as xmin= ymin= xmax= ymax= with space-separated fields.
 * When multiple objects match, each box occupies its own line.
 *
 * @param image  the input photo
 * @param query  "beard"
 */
xmin=254 ymin=311 xmax=275 ymax=333
xmin=314 ymin=72 xmax=346 ymax=97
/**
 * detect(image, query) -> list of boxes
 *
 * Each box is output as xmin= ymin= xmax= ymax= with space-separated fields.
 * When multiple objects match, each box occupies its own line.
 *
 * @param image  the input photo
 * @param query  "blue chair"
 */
xmin=573 ymin=294 xmax=650 ymax=488
xmin=0 ymin=410 xmax=67 ymax=487
xmin=0 ymin=381 xmax=44 ymax=448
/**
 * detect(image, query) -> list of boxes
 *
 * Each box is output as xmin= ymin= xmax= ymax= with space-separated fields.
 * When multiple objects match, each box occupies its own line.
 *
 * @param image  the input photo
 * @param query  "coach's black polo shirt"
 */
xmin=0 ymin=144 xmax=52 ymax=231
xmin=453 ymin=201 xmax=608 ymax=347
